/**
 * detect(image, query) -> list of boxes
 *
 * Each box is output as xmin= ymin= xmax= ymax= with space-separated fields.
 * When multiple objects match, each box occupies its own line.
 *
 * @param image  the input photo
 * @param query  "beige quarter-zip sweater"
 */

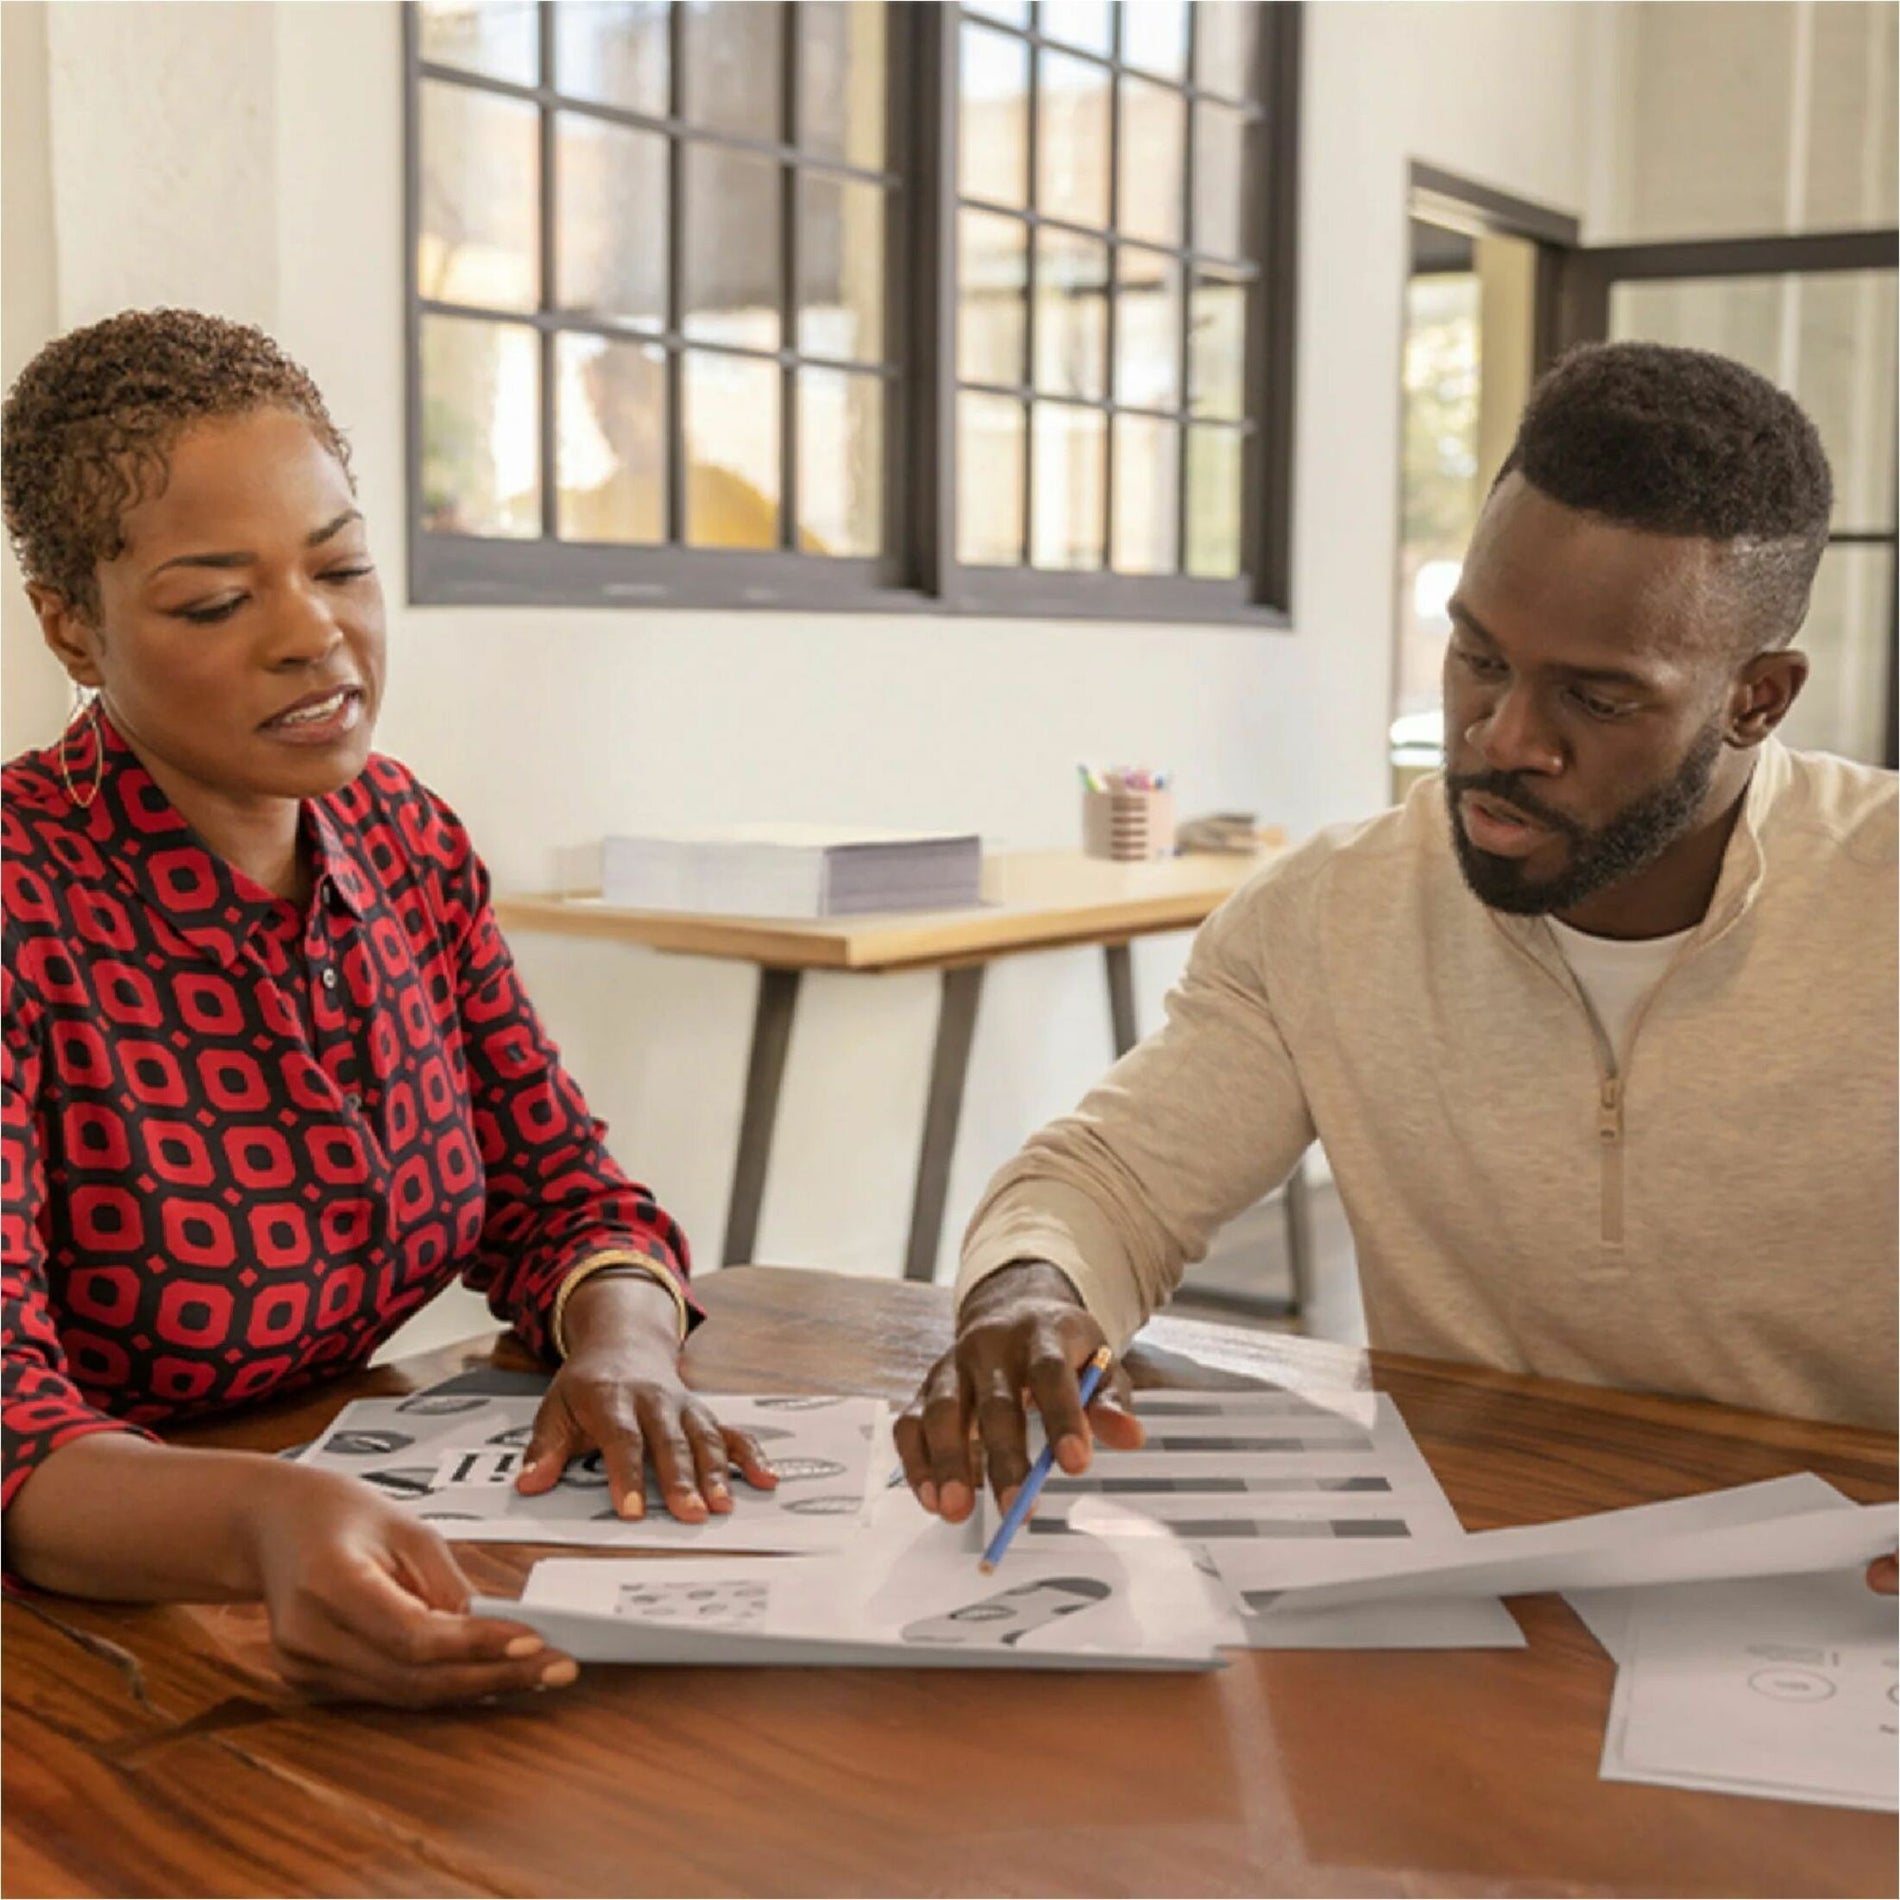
xmin=958 ymin=742 xmax=1898 ymax=1429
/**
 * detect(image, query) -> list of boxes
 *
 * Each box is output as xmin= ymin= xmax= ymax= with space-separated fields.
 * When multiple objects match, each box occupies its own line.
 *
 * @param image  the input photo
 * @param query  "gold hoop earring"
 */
xmin=58 ymin=691 xmax=104 ymax=811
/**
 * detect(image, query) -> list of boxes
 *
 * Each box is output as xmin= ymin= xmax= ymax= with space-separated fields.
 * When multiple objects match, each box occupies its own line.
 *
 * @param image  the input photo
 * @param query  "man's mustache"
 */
xmin=1444 ymin=770 xmax=1586 ymax=844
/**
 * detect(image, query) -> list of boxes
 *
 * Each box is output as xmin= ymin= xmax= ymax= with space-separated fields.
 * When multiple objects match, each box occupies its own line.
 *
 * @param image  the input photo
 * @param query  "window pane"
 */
xmin=1192 ymin=101 xmax=1248 ymax=261
xmin=553 ymin=1 xmax=668 ymax=115
xmin=419 ymin=315 xmax=540 ymax=538
xmin=1185 ymin=425 xmax=1244 ymax=577
xmin=1194 ymin=1 xmax=1258 ymax=98
xmin=1124 ymin=0 xmax=1188 ymax=78
xmin=556 ymin=333 xmax=668 ymax=544
xmin=1112 ymin=413 xmax=1180 ymax=573
xmin=959 ymin=209 xmax=1029 ymax=385
xmin=1031 ymin=403 xmax=1106 ymax=570
xmin=556 ymin=116 xmax=669 ymax=330
xmin=1036 ymin=50 xmax=1111 ymax=230
xmin=418 ymin=81 xmax=539 ymax=312
xmin=1609 ymin=271 xmax=1897 ymax=535
xmin=683 ymin=352 xmax=782 ymax=549
xmin=957 ymin=392 xmax=1026 ymax=564
xmin=960 ymin=22 xmax=1029 ymax=207
xmin=1114 ymin=245 xmax=1183 ymax=410
xmin=1039 ymin=1 xmax=1112 ymax=56
xmin=1117 ymin=76 xmax=1186 ymax=248
xmin=1778 ymin=545 xmax=1895 ymax=763
xmin=682 ymin=145 xmax=783 ymax=352
xmin=800 ymin=1 xmax=886 ymax=169
xmin=798 ymin=368 xmax=883 ymax=556
xmin=1034 ymin=227 xmax=1109 ymax=399
xmin=964 ymin=0 xmax=1029 ymax=24
xmin=1188 ymin=265 xmax=1247 ymax=419
xmin=417 ymin=1 xmax=538 ymax=86
xmin=798 ymin=174 xmax=885 ymax=363
xmin=681 ymin=0 xmax=782 ymax=137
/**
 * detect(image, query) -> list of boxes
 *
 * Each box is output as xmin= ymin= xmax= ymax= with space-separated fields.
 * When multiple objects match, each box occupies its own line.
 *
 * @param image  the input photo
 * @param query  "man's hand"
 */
xmin=893 ymin=1259 xmax=1144 ymax=1523
xmin=514 ymin=1271 xmax=776 ymax=1520
xmin=1868 ymin=1554 xmax=1897 ymax=1595
xmin=248 ymin=1463 xmax=577 ymax=1707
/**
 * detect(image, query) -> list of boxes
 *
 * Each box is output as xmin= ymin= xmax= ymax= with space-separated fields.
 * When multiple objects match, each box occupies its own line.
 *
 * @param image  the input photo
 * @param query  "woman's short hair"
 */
xmin=1 ymin=308 xmax=350 ymax=620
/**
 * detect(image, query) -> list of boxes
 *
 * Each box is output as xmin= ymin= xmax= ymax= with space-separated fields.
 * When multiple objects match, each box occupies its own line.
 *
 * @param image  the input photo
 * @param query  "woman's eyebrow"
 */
xmin=148 ymin=510 xmax=363 ymax=578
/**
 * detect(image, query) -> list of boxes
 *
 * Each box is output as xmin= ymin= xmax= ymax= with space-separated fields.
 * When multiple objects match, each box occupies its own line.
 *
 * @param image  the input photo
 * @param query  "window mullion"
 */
xmin=1103 ymin=6 xmax=1123 ymax=572
xmin=664 ymin=0 xmax=686 ymax=548
xmin=781 ymin=2 xmax=799 ymax=553
xmin=1176 ymin=4 xmax=1196 ymax=577
xmin=537 ymin=1 xmax=559 ymax=542
xmin=1021 ymin=18 xmax=1039 ymax=568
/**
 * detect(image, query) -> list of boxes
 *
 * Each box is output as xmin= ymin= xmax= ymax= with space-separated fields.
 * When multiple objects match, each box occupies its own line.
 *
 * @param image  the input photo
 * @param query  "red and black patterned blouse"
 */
xmin=2 ymin=714 xmax=690 ymax=1507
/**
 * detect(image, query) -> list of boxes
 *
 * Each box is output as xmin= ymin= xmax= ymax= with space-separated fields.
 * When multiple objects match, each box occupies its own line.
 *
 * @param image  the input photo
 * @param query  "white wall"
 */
xmin=3 ymin=1 xmax=1598 ymax=1314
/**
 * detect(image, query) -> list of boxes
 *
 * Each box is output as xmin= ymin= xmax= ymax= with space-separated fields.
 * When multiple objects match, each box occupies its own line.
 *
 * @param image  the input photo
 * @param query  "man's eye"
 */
xmin=321 ymin=564 xmax=375 ymax=584
xmin=1456 ymin=648 xmax=1505 ymax=678
xmin=1569 ymin=687 xmax=1632 ymax=721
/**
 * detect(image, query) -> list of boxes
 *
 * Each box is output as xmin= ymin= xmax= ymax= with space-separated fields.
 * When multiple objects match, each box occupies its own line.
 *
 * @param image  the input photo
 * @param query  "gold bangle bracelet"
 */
xmin=551 ymin=1252 xmax=690 ymax=1358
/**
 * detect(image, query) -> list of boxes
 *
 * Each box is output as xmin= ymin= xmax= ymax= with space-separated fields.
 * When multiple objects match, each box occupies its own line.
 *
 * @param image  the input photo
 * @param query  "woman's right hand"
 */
xmin=245 ymin=1463 xmax=577 ymax=1707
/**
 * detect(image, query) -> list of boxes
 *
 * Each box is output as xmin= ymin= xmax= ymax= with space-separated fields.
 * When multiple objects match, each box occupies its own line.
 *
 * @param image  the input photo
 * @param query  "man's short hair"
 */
xmin=1497 ymin=341 xmax=1833 ymax=655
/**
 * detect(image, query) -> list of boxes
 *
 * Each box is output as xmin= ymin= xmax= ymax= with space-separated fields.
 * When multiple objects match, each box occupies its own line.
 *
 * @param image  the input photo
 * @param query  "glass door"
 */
xmin=1558 ymin=230 xmax=1899 ymax=766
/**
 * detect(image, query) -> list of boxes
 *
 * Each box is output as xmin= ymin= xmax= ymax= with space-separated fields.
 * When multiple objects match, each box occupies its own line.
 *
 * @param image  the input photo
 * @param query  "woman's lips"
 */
xmin=259 ymin=685 xmax=365 ymax=746
xmin=1460 ymin=792 xmax=1552 ymax=859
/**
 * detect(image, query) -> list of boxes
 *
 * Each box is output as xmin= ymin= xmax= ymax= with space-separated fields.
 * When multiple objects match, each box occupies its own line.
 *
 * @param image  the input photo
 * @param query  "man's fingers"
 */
xmin=1867 ymin=1553 xmax=1898 ymax=1595
xmin=920 ymin=1355 xmax=979 ymax=1522
xmin=974 ymin=1365 xmax=1034 ymax=1508
xmin=1023 ymin=1334 xmax=1095 ymax=1477
xmin=515 ymin=1396 xmax=579 ymax=1496
xmin=636 ymin=1390 xmax=708 ymax=1522
xmin=1087 ymin=1363 xmax=1146 ymax=1452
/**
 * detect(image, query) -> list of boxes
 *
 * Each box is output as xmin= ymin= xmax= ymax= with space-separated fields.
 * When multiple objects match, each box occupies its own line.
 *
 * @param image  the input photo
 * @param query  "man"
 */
xmin=895 ymin=344 xmax=1897 ymax=1595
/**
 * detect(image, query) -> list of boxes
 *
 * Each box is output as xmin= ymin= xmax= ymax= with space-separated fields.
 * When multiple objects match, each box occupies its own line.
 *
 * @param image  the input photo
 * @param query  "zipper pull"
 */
xmin=1598 ymin=1077 xmax=1622 ymax=1144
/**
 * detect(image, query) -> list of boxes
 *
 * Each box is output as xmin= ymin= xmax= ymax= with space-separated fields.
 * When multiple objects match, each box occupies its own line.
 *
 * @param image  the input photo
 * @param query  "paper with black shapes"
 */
xmin=1599 ymin=1568 xmax=1899 ymax=1811
xmin=297 ymin=1377 xmax=886 ymax=1552
xmin=498 ymin=1489 xmax=1230 ymax=1670
xmin=979 ymin=1387 xmax=1524 ymax=1650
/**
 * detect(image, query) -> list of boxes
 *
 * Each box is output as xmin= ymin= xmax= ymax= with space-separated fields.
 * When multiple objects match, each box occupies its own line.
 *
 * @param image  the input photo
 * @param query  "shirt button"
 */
xmin=344 ymin=1091 xmax=363 ymax=1112
xmin=321 ymin=968 xmax=338 ymax=990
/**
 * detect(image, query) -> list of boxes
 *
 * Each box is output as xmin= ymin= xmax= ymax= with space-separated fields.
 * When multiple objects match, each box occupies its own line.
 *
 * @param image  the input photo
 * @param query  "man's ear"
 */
xmin=26 ymin=584 xmax=105 ymax=689
xmin=1727 ymin=648 xmax=1808 ymax=748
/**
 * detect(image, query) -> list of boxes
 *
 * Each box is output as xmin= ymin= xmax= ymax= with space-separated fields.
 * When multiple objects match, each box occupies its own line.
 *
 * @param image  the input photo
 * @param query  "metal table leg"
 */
xmin=903 ymin=964 xmax=986 ymax=1283
xmin=722 ymin=967 xmax=802 ymax=1267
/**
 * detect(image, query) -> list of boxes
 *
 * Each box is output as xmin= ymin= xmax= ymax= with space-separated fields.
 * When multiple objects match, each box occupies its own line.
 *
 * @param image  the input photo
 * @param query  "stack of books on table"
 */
xmin=600 ymin=825 xmax=984 ymax=919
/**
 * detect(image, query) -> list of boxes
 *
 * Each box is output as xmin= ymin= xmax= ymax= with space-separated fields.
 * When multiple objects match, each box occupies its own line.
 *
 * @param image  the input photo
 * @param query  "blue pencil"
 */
xmin=978 ymin=1346 xmax=1114 ymax=1572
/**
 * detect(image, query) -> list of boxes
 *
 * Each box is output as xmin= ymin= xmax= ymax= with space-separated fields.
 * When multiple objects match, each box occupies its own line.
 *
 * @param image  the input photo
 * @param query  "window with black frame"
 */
xmin=405 ymin=0 xmax=1296 ymax=619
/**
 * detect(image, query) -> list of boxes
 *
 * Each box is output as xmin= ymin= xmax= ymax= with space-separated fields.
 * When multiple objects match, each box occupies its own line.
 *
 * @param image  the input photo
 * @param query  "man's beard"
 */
xmin=1445 ymin=719 xmax=1726 ymax=916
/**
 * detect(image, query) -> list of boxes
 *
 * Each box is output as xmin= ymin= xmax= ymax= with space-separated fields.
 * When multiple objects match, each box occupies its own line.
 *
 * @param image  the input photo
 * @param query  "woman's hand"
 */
xmin=1868 ymin=1554 xmax=1897 ymax=1594
xmin=514 ymin=1272 xmax=777 ymax=1520
xmin=247 ymin=1463 xmax=575 ymax=1707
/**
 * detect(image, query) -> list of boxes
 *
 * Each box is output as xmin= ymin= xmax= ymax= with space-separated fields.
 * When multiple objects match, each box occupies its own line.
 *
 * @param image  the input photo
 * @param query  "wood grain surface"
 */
xmin=5 ymin=1266 xmax=1894 ymax=1898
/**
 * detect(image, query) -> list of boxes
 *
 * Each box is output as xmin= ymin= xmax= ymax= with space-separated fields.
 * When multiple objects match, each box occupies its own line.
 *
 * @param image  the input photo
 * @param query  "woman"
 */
xmin=1 ymin=308 xmax=774 ymax=1705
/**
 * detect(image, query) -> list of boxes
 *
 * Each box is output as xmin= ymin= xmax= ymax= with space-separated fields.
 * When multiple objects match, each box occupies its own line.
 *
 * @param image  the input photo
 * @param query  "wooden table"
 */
xmin=7 ymin=1266 xmax=1893 ymax=1899
xmin=496 ymin=848 xmax=1311 ymax=1292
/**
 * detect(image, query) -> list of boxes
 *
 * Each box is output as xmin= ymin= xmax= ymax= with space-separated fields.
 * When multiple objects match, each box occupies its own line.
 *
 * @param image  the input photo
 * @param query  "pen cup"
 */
xmin=1082 ymin=788 xmax=1176 ymax=862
